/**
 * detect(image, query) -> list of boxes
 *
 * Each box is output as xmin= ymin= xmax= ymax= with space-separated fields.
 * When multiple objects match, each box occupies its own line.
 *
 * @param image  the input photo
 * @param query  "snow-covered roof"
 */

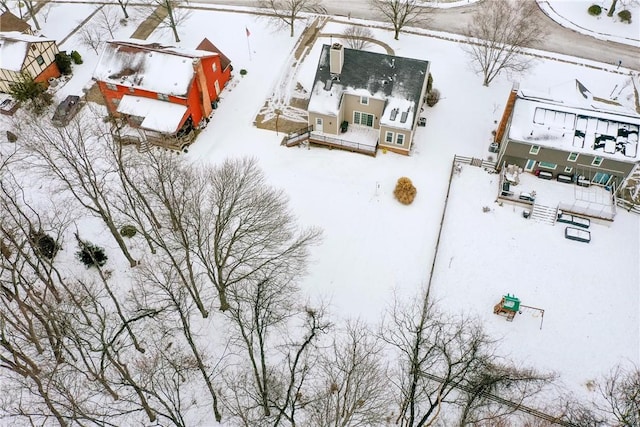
xmin=308 ymin=44 xmax=428 ymax=131
xmin=117 ymin=95 xmax=188 ymax=133
xmin=0 ymin=12 xmax=32 ymax=34
xmin=93 ymin=39 xmax=218 ymax=97
xmin=0 ymin=31 xmax=55 ymax=72
xmin=509 ymin=81 xmax=640 ymax=162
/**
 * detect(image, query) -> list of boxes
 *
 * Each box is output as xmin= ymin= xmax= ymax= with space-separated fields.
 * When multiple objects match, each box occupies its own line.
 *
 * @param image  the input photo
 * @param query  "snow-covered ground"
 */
xmin=1 ymin=0 xmax=639 ymax=419
xmin=542 ymin=0 xmax=640 ymax=47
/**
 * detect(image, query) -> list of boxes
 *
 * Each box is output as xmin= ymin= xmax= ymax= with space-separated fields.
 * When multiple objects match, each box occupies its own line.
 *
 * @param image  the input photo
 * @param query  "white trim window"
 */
xmin=212 ymin=62 xmax=218 ymax=73
xmin=106 ymin=83 xmax=118 ymax=91
xmin=538 ymin=161 xmax=557 ymax=170
xmin=529 ymin=145 xmax=540 ymax=155
xmin=567 ymin=152 xmax=579 ymax=162
xmin=592 ymin=156 xmax=603 ymax=167
xmin=157 ymin=93 xmax=169 ymax=101
xmin=396 ymin=133 xmax=405 ymax=146
xmin=564 ymin=166 xmax=573 ymax=173
xmin=360 ymin=96 xmax=369 ymax=105
xmin=353 ymin=111 xmax=374 ymax=127
xmin=385 ymin=131 xmax=394 ymax=144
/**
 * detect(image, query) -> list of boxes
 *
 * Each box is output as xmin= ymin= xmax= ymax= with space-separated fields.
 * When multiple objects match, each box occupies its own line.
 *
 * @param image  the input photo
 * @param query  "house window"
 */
xmin=564 ymin=166 xmax=573 ymax=174
xmin=106 ymin=83 xmax=118 ymax=91
xmin=128 ymin=87 xmax=135 ymax=93
xmin=396 ymin=134 xmax=405 ymax=146
xmin=36 ymin=55 xmax=44 ymax=66
xmin=157 ymin=93 xmax=169 ymax=101
xmin=529 ymin=145 xmax=540 ymax=155
xmin=353 ymin=111 xmax=373 ymax=127
xmin=212 ymin=62 xmax=217 ymax=73
xmin=567 ymin=152 xmax=579 ymax=162
xmin=592 ymin=156 xmax=603 ymax=167
xmin=385 ymin=131 xmax=393 ymax=144
xmin=360 ymin=96 xmax=369 ymax=105
xmin=538 ymin=161 xmax=557 ymax=170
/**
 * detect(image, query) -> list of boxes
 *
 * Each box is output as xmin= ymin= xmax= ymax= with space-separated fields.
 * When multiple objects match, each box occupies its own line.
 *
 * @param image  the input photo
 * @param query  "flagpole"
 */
xmin=245 ymin=27 xmax=252 ymax=61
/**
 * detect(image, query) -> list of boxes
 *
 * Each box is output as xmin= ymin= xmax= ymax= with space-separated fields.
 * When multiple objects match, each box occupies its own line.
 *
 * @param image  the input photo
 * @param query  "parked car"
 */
xmin=52 ymin=95 xmax=82 ymax=126
xmin=0 ymin=97 xmax=19 ymax=116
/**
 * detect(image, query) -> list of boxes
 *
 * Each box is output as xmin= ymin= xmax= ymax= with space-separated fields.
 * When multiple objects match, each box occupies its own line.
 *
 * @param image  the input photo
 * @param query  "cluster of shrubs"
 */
xmin=588 ymin=4 xmax=631 ymax=23
xmin=394 ymin=177 xmax=417 ymax=205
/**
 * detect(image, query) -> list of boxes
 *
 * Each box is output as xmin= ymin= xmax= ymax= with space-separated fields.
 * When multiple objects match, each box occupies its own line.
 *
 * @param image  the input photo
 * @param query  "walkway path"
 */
xmin=129 ymin=5 xmax=167 ymax=40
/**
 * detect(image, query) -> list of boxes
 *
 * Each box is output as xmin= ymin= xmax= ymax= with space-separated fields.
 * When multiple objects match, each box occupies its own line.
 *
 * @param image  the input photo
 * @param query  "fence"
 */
xmin=282 ymin=125 xmax=312 ymax=147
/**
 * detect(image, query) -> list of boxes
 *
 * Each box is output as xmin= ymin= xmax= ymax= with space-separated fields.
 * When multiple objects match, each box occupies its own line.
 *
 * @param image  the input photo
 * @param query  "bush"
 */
xmin=119 ymin=225 xmax=137 ymax=238
xmin=618 ymin=10 xmax=631 ymax=23
xmin=426 ymin=89 xmax=441 ymax=107
xmin=8 ymin=73 xmax=51 ymax=114
xmin=239 ymin=69 xmax=247 ymax=76
xmin=76 ymin=242 xmax=108 ymax=268
xmin=55 ymin=52 xmax=73 ymax=75
xmin=70 ymin=50 xmax=83 ymax=64
xmin=29 ymin=230 xmax=60 ymax=259
xmin=1 ymin=240 xmax=12 ymax=259
xmin=427 ymin=73 xmax=433 ymax=94
xmin=394 ymin=177 xmax=417 ymax=205
xmin=588 ymin=4 xmax=601 ymax=16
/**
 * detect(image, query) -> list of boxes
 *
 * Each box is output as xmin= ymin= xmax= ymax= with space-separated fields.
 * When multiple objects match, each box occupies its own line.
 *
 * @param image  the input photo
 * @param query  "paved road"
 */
xmin=195 ymin=0 xmax=640 ymax=71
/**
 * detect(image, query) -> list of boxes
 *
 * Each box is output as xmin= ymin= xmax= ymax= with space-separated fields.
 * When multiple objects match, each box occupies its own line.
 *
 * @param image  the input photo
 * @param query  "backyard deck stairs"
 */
xmin=531 ymin=204 xmax=557 ymax=225
xmin=137 ymin=139 xmax=151 ymax=153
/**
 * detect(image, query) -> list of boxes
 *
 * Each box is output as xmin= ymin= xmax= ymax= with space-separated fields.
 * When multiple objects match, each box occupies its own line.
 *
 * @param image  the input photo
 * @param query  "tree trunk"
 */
xmin=608 ymin=0 xmax=618 ymax=17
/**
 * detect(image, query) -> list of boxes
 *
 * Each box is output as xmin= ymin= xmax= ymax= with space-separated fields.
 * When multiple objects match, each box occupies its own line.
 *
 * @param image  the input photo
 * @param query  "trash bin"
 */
xmin=522 ymin=210 xmax=531 ymax=219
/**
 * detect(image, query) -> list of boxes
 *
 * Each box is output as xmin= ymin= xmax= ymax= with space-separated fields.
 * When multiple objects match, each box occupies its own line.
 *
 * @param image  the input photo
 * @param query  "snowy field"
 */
xmin=1 ymin=0 xmax=639 ymax=419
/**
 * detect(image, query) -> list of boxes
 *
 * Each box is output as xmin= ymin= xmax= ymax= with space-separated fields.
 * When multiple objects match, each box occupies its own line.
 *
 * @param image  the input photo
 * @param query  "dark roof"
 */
xmin=0 ymin=11 xmax=31 ymax=34
xmin=196 ymin=38 xmax=232 ymax=71
xmin=312 ymin=44 xmax=429 ymax=108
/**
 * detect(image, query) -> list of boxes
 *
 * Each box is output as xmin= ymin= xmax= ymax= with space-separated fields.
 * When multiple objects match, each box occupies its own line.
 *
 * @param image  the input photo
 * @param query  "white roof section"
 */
xmin=0 ymin=31 xmax=54 ymax=72
xmin=380 ymin=98 xmax=415 ymax=130
xmin=509 ymin=84 xmax=640 ymax=162
xmin=93 ymin=40 xmax=217 ymax=97
xmin=308 ymin=80 xmax=341 ymax=116
xmin=117 ymin=95 xmax=188 ymax=134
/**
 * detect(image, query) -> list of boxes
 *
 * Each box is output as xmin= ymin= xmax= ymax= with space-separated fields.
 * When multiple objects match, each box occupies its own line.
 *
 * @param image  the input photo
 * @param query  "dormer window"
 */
xmin=360 ymin=96 xmax=368 ymax=105
xmin=157 ymin=93 xmax=169 ymax=101
xmin=106 ymin=83 xmax=117 ymax=91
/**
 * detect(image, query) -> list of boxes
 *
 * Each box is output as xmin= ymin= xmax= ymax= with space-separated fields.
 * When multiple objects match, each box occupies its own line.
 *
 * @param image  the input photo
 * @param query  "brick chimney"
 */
xmin=494 ymin=82 xmax=519 ymax=144
xmin=329 ymin=43 xmax=344 ymax=75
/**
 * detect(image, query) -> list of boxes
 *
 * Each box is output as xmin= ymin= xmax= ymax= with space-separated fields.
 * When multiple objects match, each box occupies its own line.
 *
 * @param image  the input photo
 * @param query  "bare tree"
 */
xmin=21 ymin=0 xmax=41 ymax=30
xmin=260 ymin=0 xmax=325 ymax=37
xmin=369 ymin=0 xmax=431 ymax=40
xmin=115 ymin=0 xmax=130 ymax=19
xmin=190 ymin=157 xmax=321 ymax=312
xmin=79 ymin=8 xmax=119 ymax=54
xmin=147 ymin=0 xmax=192 ymax=43
xmin=342 ymin=25 xmax=374 ymax=51
xmin=382 ymin=293 xmax=495 ymax=427
xmin=464 ymin=0 xmax=545 ymax=86
xmin=597 ymin=364 xmax=640 ymax=426
xmin=457 ymin=363 xmax=555 ymax=426
xmin=17 ymin=114 xmax=138 ymax=267
xmin=307 ymin=319 xmax=391 ymax=426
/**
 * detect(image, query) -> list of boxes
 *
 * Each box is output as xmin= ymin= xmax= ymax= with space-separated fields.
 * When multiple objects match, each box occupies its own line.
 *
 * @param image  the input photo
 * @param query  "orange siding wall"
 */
xmin=34 ymin=61 xmax=61 ymax=86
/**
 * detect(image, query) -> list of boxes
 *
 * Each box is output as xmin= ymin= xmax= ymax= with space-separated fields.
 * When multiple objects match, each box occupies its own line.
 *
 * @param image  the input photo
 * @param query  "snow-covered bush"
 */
xmin=76 ymin=242 xmax=108 ymax=268
xmin=588 ymin=4 xmax=602 ymax=16
xmin=394 ymin=177 xmax=417 ymax=205
xmin=426 ymin=89 xmax=440 ymax=107
xmin=618 ymin=10 xmax=631 ymax=23
xmin=120 ymin=225 xmax=137 ymax=238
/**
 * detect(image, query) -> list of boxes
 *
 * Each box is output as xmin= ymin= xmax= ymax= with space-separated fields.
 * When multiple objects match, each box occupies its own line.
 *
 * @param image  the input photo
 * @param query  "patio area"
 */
xmin=498 ymin=165 xmax=616 ymax=221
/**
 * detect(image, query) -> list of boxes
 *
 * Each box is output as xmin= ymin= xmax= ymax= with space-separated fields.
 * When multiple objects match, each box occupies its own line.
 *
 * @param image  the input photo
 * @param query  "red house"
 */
xmin=93 ymin=38 xmax=232 ymax=150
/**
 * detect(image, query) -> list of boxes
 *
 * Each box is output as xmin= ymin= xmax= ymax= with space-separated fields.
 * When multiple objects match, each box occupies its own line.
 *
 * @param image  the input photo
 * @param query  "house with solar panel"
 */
xmin=494 ymin=81 xmax=640 ymax=188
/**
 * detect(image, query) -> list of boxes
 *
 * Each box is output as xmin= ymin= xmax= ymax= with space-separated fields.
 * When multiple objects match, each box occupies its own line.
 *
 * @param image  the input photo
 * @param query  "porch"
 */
xmin=111 ymin=123 xmax=196 ymax=153
xmin=309 ymin=125 xmax=379 ymax=156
